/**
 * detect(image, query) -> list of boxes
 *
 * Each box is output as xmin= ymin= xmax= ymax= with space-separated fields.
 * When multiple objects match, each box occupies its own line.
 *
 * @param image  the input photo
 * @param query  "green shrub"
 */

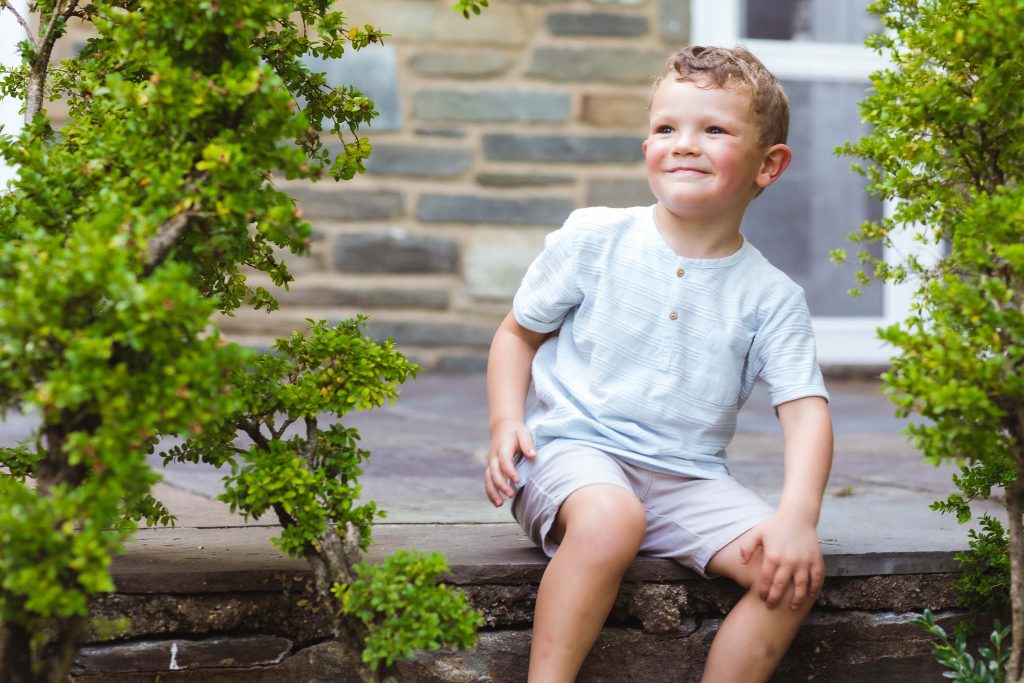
xmin=841 ymin=0 xmax=1024 ymax=678
xmin=0 ymin=2 xmax=480 ymax=680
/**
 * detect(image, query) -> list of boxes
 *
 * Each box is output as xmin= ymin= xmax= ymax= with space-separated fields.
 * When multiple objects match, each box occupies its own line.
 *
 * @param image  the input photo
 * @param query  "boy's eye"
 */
xmin=655 ymin=125 xmax=673 ymax=134
xmin=706 ymin=126 xmax=726 ymax=134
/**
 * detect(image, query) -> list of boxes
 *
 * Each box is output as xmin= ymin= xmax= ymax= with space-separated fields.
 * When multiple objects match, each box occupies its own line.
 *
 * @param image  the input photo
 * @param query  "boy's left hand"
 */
xmin=739 ymin=511 xmax=824 ymax=610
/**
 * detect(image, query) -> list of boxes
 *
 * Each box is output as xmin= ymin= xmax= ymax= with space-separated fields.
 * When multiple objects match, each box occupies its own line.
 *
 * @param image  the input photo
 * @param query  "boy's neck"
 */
xmin=653 ymin=204 xmax=745 ymax=259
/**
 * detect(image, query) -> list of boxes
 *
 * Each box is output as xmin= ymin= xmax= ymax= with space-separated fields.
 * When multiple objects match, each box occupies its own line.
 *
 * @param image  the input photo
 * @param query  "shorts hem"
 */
xmin=519 ymin=477 xmax=633 ymax=559
xmin=694 ymin=510 xmax=775 ymax=578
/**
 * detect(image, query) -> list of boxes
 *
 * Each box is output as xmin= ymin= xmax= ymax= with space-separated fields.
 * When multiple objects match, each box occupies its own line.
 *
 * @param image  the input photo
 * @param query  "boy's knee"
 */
xmin=558 ymin=485 xmax=647 ymax=556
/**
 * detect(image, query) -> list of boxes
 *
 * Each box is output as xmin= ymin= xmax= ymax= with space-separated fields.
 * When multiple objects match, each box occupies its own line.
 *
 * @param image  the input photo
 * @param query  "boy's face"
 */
xmin=643 ymin=78 xmax=783 ymax=223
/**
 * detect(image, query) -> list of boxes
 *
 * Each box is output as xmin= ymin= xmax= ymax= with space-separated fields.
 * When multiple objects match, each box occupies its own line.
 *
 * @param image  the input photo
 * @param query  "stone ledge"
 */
xmin=82 ymin=523 xmax=981 ymax=681
xmin=110 ymin=523 xmax=963 ymax=594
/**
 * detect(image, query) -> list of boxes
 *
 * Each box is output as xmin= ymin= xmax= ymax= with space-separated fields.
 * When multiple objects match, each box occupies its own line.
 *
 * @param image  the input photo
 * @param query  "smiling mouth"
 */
xmin=666 ymin=167 xmax=708 ymax=174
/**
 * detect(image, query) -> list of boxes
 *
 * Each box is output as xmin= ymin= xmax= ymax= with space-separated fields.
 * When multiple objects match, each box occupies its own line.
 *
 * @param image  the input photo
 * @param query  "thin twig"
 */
xmin=0 ymin=1 xmax=38 ymax=51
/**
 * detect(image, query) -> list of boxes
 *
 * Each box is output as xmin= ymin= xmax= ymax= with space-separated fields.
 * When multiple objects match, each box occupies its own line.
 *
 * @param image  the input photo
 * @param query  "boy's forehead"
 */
xmin=649 ymin=77 xmax=756 ymax=115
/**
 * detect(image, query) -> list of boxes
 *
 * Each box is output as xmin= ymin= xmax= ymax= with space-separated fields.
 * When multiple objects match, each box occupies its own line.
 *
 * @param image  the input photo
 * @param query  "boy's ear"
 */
xmin=755 ymin=144 xmax=792 ymax=189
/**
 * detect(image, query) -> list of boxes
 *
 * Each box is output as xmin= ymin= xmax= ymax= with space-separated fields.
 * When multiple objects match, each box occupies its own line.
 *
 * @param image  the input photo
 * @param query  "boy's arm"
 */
xmin=740 ymin=395 xmax=833 ymax=609
xmin=484 ymin=310 xmax=551 ymax=507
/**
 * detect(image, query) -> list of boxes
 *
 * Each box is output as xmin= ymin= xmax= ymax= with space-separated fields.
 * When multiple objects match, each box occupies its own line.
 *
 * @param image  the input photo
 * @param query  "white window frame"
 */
xmin=1 ymin=1 xmax=28 ymax=187
xmin=692 ymin=0 xmax=911 ymax=366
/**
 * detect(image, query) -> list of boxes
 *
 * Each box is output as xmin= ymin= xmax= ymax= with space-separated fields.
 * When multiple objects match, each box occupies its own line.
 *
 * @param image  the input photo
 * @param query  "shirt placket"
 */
xmin=662 ymin=262 xmax=687 ymax=371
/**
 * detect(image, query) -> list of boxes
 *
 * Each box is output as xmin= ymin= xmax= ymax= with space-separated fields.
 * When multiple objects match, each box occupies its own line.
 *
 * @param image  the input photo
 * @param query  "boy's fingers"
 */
xmin=493 ymin=458 xmax=516 ymax=496
xmin=791 ymin=571 xmax=810 ymax=609
xmin=765 ymin=568 xmax=791 ymax=608
xmin=757 ymin=560 xmax=777 ymax=601
xmin=486 ymin=456 xmax=515 ymax=498
xmin=499 ymin=448 xmax=519 ymax=484
xmin=483 ymin=474 xmax=503 ymax=507
xmin=515 ymin=426 xmax=537 ymax=458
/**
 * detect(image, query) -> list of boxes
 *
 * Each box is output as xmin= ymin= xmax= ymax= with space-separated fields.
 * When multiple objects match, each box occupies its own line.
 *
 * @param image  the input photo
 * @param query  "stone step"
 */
xmin=69 ymin=523 xmax=985 ymax=682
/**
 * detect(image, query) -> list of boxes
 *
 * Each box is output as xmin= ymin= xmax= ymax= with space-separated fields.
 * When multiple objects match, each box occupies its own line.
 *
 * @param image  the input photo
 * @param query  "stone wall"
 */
xmin=64 ymin=523 xmax=993 ymax=682
xmin=217 ymin=0 xmax=691 ymax=371
xmin=74 ymin=564 xmax=977 ymax=681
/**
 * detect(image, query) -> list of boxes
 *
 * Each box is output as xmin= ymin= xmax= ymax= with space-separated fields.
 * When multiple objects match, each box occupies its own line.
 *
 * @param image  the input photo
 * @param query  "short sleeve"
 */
xmin=512 ymin=219 xmax=582 ymax=333
xmin=749 ymin=290 xmax=830 ymax=406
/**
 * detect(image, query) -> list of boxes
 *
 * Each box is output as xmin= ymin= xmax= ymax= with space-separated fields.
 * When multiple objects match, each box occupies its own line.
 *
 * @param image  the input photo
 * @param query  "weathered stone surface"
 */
xmin=364 ymin=321 xmax=495 ymax=349
xmin=526 ymin=47 xmax=665 ymax=83
xmin=333 ymin=233 xmax=458 ymax=274
xmin=287 ymin=186 xmax=404 ymax=221
xmin=621 ymin=584 xmax=691 ymax=634
xmin=434 ymin=4 xmax=529 ymax=46
xmin=475 ymin=173 xmax=574 ymax=188
xmin=395 ymin=632 xmax=533 ymax=683
xmin=73 ymin=635 xmax=292 ymax=674
xmin=414 ymin=90 xmax=571 ymax=124
xmin=365 ymin=143 xmax=472 ymax=178
xmin=280 ymin=286 xmax=449 ymax=310
xmin=346 ymin=1 xmax=441 ymax=41
xmin=586 ymin=178 xmax=654 ymax=207
xmin=70 ymin=640 xmax=363 ymax=683
xmin=463 ymin=584 xmax=537 ymax=628
xmin=818 ymin=573 xmax=958 ymax=612
xmin=435 ymin=353 xmax=489 ymax=375
xmin=464 ymin=228 xmax=547 ymax=300
xmin=546 ymin=12 xmax=648 ymax=36
xmin=579 ymin=92 xmax=648 ymax=128
xmin=658 ymin=0 xmax=690 ymax=42
xmin=89 ymin=591 xmax=331 ymax=644
xmin=409 ymin=50 xmax=514 ymax=78
xmin=418 ymin=195 xmax=575 ymax=226
xmin=773 ymin=610 xmax=968 ymax=682
xmin=483 ymin=134 xmax=643 ymax=163
xmin=415 ymin=128 xmax=468 ymax=138
xmin=78 ymin=518 xmax=983 ymax=680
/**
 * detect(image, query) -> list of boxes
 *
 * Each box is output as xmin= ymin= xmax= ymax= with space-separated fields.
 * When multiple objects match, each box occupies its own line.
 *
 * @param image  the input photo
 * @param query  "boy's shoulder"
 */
xmin=558 ymin=205 xmax=649 ymax=243
xmin=740 ymin=242 xmax=810 ymax=314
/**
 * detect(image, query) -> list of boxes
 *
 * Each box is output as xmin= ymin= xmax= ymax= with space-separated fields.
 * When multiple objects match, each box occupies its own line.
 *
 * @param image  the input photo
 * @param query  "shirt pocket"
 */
xmin=692 ymin=326 xmax=756 ymax=407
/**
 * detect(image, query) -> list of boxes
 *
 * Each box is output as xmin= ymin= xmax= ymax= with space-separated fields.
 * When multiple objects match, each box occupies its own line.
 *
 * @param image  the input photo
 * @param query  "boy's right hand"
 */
xmin=484 ymin=419 xmax=536 ymax=507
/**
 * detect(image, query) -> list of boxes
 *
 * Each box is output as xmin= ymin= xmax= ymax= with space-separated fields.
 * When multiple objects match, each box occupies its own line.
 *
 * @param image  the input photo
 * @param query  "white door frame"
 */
xmin=692 ymin=0 xmax=909 ymax=366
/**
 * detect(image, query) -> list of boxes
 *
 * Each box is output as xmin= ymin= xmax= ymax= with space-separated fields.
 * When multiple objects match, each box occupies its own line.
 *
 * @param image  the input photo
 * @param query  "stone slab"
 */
xmin=546 ymin=12 xmax=649 ymax=36
xmin=483 ymin=133 xmax=643 ymax=163
xmin=110 ymin=520 xmax=966 ymax=596
xmin=418 ymin=194 xmax=576 ymax=226
xmin=409 ymin=49 xmax=514 ymax=79
xmin=413 ymin=90 xmax=571 ymax=123
xmin=333 ymin=232 xmax=458 ymax=274
xmin=73 ymin=635 xmax=292 ymax=674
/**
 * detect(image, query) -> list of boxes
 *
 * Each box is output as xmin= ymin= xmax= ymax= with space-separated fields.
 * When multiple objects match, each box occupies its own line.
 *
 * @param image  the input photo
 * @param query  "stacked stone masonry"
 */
xmin=72 ymin=544 xmax=984 ymax=682
xmin=216 ymin=0 xmax=688 ymax=369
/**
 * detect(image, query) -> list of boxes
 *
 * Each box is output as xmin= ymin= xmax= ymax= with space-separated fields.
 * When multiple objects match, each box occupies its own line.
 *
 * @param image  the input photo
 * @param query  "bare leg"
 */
xmin=528 ymin=484 xmax=647 ymax=683
xmin=700 ymin=531 xmax=815 ymax=683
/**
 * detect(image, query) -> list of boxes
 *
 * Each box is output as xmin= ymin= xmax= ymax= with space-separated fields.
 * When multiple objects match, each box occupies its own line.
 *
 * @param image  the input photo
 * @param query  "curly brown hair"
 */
xmin=652 ymin=45 xmax=789 ymax=149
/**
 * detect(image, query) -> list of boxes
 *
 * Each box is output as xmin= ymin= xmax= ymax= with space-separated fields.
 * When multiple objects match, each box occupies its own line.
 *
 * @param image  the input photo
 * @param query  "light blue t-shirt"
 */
xmin=512 ymin=205 xmax=829 ymax=481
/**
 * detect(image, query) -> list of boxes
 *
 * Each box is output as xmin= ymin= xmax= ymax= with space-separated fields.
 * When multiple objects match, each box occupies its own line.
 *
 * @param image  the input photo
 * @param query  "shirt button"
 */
xmin=669 ymin=311 xmax=679 ymax=320
xmin=676 ymin=267 xmax=685 ymax=277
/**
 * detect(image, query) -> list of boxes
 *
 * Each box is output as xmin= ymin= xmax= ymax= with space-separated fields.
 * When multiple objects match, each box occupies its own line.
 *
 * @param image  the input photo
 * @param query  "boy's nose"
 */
xmin=671 ymin=132 xmax=700 ymax=155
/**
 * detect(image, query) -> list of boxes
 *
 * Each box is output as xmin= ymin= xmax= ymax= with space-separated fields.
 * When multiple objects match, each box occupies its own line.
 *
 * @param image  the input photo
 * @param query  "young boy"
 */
xmin=484 ymin=46 xmax=833 ymax=682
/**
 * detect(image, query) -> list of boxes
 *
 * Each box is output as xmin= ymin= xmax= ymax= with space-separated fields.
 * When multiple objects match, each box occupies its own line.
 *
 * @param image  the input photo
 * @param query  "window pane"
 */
xmin=743 ymin=0 xmax=882 ymax=44
xmin=741 ymin=80 xmax=883 ymax=317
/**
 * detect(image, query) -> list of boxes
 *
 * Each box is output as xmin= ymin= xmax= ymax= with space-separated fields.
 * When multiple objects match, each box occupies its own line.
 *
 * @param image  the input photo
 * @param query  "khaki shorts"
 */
xmin=512 ymin=445 xmax=774 ymax=577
